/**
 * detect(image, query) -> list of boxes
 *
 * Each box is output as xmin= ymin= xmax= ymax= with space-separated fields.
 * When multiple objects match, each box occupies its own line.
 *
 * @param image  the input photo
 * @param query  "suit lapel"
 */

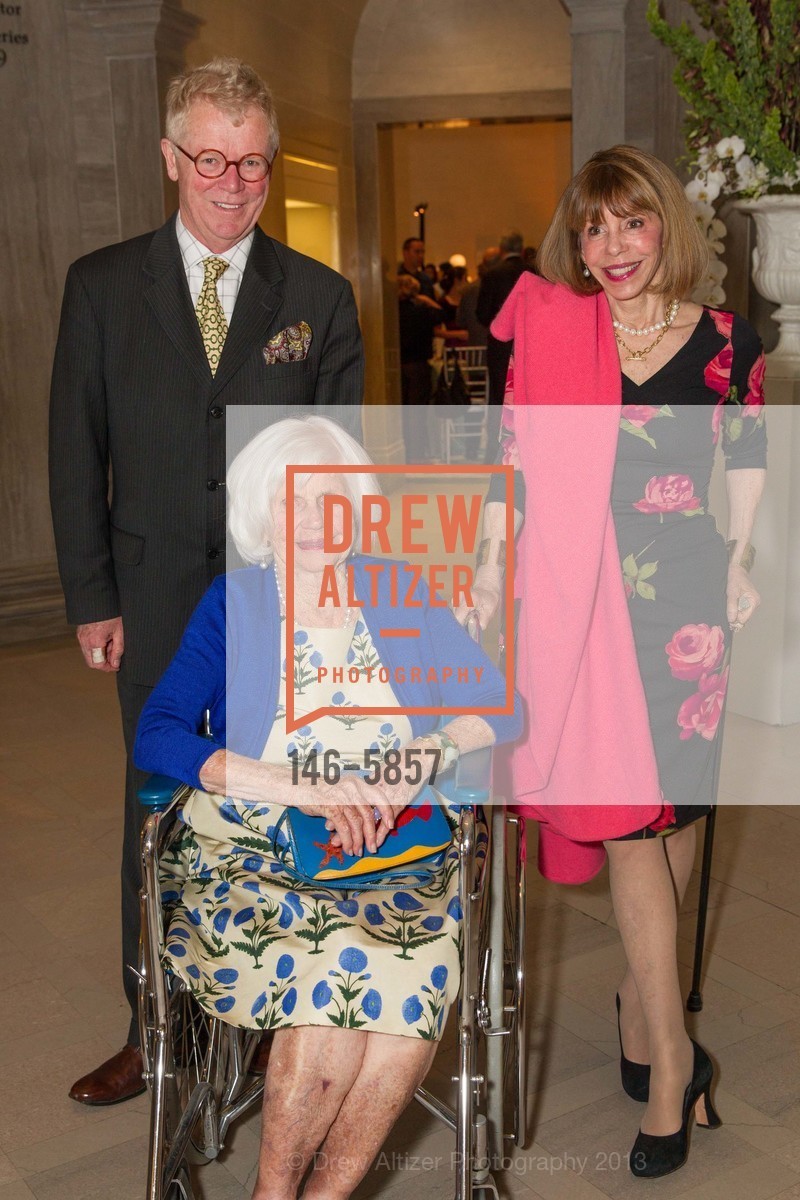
xmin=143 ymin=216 xmax=211 ymax=387
xmin=211 ymin=228 xmax=285 ymax=396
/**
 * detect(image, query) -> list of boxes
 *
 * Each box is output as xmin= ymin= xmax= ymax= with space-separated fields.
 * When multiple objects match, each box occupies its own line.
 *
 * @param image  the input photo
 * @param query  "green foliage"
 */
xmin=647 ymin=0 xmax=800 ymax=186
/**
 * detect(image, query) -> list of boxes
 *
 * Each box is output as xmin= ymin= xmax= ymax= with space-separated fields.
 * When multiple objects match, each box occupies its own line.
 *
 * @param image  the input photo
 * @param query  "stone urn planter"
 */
xmin=737 ymin=195 xmax=800 ymax=378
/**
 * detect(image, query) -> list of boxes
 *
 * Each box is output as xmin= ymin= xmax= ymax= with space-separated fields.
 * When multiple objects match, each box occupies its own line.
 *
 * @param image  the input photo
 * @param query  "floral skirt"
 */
xmin=160 ymin=789 xmax=478 ymax=1039
xmin=612 ymin=513 xmax=728 ymax=837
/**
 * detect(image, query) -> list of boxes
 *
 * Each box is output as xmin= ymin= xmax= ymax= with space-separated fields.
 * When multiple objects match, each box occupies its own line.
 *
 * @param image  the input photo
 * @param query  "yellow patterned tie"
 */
xmin=196 ymin=256 xmax=229 ymax=374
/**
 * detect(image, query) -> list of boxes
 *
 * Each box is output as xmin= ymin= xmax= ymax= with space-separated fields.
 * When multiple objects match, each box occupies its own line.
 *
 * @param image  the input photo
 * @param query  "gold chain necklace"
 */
xmin=614 ymin=299 xmax=680 ymax=361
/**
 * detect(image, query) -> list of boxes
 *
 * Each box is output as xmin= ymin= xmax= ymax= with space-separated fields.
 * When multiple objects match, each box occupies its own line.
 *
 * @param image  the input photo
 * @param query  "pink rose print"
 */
xmin=708 ymin=308 xmax=734 ymax=340
xmin=677 ymin=667 xmax=729 ymax=741
xmin=649 ymin=803 xmax=677 ymax=834
xmin=621 ymin=404 xmax=661 ymax=428
xmin=704 ymin=341 xmax=733 ymax=396
xmin=633 ymin=475 xmax=702 ymax=516
xmin=502 ymin=357 xmax=515 ymax=405
xmin=665 ymin=623 xmax=725 ymax=680
xmin=743 ymin=352 xmax=766 ymax=417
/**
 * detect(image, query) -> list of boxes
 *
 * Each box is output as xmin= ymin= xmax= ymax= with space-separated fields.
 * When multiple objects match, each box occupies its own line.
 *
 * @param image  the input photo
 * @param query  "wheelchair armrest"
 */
xmin=439 ymin=746 xmax=492 ymax=807
xmin=138 ymin=773 xmax=186 ymax=812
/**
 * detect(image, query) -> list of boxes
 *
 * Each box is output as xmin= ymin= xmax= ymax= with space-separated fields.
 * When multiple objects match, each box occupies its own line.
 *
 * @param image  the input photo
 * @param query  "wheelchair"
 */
xmin=137 ymin=753 xmax=528 ymax=1200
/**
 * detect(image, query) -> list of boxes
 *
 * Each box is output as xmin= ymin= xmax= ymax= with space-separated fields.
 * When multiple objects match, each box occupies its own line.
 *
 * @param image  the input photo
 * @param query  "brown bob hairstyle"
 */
xmin=537 ymin=145 xmax=709 ymax=300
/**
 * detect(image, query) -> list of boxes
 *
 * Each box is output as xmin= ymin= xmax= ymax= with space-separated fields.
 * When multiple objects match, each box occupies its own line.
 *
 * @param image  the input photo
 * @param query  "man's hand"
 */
xmin=77 ymin=617 xmax=124 ymax=672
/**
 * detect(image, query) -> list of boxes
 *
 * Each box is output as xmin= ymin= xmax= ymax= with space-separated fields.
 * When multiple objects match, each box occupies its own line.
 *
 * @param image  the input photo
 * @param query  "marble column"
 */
xmin=0 ymin=0 xmax=198 ymax=644
xmin=562 ymin=0 xmax=628 ymax=171
xmin=63 ymin=0 xmax=200 ymax=251
xmin=352 ymin=109 xmax=404 ymax=463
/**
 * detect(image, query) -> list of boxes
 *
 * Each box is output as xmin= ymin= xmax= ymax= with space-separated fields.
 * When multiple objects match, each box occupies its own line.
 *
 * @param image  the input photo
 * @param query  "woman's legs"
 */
xmin=251 ymin=1027 xmax=437 ymax=1200
xmin=251 ymin=1026 xmax=368 ymax=1200
xmin=303 ymin=1032 xmax=437 ymax=1200
xmin=615 ymin=824 xmax=696 ymax=1066
xmin=605 ymin=835 xmax=694 ymax=1136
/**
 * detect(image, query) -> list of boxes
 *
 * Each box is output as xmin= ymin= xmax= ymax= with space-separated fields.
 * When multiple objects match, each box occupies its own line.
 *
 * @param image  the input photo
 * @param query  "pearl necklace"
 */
xmin=614 ymin=299 xmax=680 ymax=362
xmin=612 ymin=298 xmax=680 ymax=336
xmin=274 ymin=568 xmax=353 ymax=628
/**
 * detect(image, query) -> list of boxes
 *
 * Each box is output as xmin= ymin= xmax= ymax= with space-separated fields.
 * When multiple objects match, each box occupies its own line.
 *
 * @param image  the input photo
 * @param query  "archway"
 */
xmin=351 ymin=0 xmax=572 ymax=443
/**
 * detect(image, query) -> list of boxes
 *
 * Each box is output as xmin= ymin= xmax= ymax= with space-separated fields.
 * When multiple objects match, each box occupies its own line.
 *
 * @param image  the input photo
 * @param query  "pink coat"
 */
xmin=492 ymin=274 xmax=662 ymax=883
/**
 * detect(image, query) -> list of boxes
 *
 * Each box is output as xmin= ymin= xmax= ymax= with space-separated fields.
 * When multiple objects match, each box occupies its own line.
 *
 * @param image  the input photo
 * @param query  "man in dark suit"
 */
xmin=397 ymin=236 xmax=436 ymax=300
xmin=476 ymin=231 xmax=531 ymax=458
xmin=49 ymin=58 xmax=363 ymax=1105
xmin=476 ymin=230 xmax=530 ymax=404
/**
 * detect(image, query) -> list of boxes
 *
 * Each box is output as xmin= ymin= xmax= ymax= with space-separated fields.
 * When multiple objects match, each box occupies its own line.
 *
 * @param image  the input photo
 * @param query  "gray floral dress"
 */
xmin=495 ymin=307 xmax=766 ymax=837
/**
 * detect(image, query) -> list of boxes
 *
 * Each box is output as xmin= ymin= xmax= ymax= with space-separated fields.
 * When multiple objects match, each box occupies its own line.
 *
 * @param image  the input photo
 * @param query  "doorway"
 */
xmin=283 ymin=153 xmax=340 ymax=273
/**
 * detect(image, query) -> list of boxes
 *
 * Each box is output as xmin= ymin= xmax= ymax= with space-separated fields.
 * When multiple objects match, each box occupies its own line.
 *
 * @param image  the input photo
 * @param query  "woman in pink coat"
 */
xmin=461 ymin=146 xmax=766 ymax=1179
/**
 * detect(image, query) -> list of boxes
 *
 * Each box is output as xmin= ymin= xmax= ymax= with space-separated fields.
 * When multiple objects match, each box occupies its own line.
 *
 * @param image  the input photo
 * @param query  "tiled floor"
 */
xmin=1 ymin=636 xmax=799 ymax=1200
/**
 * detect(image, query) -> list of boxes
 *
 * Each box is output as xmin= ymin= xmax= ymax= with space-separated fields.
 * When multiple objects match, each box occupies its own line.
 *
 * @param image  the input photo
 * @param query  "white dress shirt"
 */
xmin=176 ymin=213 xmax=254 ymax=326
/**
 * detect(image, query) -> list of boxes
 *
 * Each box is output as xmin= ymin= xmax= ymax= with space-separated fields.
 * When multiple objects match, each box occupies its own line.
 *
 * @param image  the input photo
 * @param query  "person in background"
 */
xmin=397 ymin=274 xmax=445 ymax=462
xmin=476 ymin=230 xmax=532 ymax=457
xmin=477 ymin=230 xmax=530 ymax=405
xmin=457 ymin=246 xmax=501 ymax=347
xmin=425 ymin=261 xmax=441 ymax=296
xmin=438 ymin=265 xmax=470 ymax=347
xmin=398 ymin=237 xmax=436 ymax=299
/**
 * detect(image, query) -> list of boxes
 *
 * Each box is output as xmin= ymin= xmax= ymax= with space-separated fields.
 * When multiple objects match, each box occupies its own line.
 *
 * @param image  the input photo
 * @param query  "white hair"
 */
xmin=227 ymin=415 xmax=380 ymax=565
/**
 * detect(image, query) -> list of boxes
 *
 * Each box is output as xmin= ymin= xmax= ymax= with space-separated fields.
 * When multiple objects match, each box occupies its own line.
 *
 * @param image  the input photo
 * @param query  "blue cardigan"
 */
xmin=135 ymin=557 xmax=522 ymax=789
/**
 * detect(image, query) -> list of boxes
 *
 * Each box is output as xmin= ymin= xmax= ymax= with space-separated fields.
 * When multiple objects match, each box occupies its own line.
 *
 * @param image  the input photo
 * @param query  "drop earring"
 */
xmin=582 ymin=262 xmax=591 ymax=278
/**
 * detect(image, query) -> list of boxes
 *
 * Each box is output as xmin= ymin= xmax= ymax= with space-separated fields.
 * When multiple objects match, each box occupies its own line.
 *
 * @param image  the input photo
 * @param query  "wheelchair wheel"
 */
xmin=142 ymin=971 xmax=225 ymax=1199
xmin=483 ymin=808 xmax=527 ymax=1168
xmin=139 ymin=811 xmax=227 ymax=1199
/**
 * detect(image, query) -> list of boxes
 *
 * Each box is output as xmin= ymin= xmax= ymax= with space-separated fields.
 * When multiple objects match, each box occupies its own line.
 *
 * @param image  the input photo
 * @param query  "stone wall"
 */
xmin=0 ymin=0 xmax=197 ymax=642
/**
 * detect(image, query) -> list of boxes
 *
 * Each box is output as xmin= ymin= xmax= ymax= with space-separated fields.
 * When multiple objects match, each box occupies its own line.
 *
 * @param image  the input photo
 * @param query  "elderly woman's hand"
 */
xmin=299 ymin=773 xmax=408 ymax=858
xmin=453 ymin=564 xmax=503 ymax=630
xmin=727 ymin=564 xmax=761 ymax=633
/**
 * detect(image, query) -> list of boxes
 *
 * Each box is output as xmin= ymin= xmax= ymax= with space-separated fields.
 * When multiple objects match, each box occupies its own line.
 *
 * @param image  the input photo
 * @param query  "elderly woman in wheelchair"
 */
xmin=134 ymin=416 xmax=522 ymax=1199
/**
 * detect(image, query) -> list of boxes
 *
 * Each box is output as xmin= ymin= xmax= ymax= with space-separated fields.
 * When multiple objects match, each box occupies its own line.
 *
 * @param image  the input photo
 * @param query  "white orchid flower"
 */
xmin=690 ymin=199 xmax=716 ymax=232
xmin=734 ymin=154 xmax=758 ymax=188
xmin=715 ymin=135 xmax=746 ymax=160
xmin=686 ymin=177 xmax=721 ymax=203
xmin=696 ymin=146 xmax=713 ymax=171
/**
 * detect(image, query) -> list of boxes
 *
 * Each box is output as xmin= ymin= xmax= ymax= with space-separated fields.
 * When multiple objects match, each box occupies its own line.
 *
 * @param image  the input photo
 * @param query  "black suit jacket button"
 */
xmin=207 ymin=548 xmax=221 ymax=560
xmin=209 ymin=406 xmax=224 ymax=419
xmin=207 ymin=479 xmax=220 ymax=491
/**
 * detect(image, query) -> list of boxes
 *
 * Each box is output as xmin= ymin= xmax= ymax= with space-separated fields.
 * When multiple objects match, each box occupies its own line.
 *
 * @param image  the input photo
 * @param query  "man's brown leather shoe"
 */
xmin=68 ymin=1045 xmax=146 ymax=1106
xmin=250 ymin=1033 xmax=273 ymax=1074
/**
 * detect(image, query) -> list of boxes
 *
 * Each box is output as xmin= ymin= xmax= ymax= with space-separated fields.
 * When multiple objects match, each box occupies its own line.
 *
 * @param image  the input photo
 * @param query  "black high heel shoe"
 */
xmin=616 ymin=993 xmax=650 ymax=1102
xmin=630 ymin=1040 xmax=722 ymax=1179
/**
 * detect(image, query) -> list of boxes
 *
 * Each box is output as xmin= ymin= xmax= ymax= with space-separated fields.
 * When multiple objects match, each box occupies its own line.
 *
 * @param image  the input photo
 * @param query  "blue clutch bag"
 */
xmin=269 ymin=785 xmax=452 ymax=891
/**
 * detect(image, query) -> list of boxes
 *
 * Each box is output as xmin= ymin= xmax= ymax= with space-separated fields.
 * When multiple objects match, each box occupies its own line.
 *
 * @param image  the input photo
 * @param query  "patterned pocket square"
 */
xmin=263 ymin=321 xmax=312 ymax=365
